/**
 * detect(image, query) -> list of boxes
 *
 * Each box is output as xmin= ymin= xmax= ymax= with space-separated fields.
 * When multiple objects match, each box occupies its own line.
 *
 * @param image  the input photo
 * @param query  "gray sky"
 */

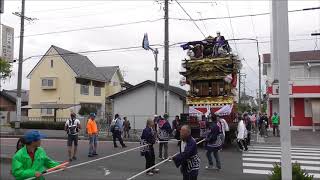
xmin=1 ymin=0 xmax=320 ymax=97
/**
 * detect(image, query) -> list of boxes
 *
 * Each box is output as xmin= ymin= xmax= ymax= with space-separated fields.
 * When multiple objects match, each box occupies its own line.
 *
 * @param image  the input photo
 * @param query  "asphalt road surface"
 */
xmin=1 ymin=137 xmax=319 ymax=180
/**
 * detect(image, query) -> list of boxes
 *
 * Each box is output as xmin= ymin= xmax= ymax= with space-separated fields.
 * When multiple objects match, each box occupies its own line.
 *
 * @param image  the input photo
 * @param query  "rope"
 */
xmin=25 ymin=144 xmax=149 ymax=180
xmin=126 ymin=138 xmax=206 ymax=180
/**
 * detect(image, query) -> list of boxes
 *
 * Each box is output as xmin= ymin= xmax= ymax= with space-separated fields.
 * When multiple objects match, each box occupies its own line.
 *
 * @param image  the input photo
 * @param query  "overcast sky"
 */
xmin=1 ymin=0 xmax=320 ymax=97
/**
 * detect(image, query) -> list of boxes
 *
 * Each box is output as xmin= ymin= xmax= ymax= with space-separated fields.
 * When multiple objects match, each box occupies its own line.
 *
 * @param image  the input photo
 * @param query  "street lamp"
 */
xmin=142 ymin=33 xmax=159 ymax=115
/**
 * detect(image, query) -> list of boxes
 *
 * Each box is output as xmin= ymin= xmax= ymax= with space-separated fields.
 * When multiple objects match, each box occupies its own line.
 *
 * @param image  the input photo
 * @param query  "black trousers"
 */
xmin=145 ymin=146 xmax=155 ymax=173
xmin=246 ymin=132 xmax=251 ymax=145
xmin=183 ymin=173 xmax=198 ymax=180
xmin=113 ymin=130 xmax=125 ymax=147
xmin=237 ymin=139 xmax=248 ymax=151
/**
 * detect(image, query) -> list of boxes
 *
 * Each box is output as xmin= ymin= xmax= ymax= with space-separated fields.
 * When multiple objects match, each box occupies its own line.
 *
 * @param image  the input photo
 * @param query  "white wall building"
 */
xmin=263 ymin=50 xmax=320 ymax=130
xmin=109 ymin=80 xmax=187 ymax=130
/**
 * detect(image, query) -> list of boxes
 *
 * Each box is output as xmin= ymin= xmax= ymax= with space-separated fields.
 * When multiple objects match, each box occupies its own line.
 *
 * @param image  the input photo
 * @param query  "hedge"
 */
xmin=10 ymin=121 xmax=65 ymax=130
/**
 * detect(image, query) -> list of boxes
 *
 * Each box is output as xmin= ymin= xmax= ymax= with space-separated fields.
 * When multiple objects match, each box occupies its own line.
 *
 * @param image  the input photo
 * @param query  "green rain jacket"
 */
xmin=12 ymin=146 xmax=60 ymax=180
xmin=272 ymin=115 xmax=280 ymax=125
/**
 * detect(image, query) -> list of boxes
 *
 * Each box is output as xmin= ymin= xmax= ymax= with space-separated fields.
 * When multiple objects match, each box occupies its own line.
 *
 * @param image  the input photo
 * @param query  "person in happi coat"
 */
xmin=172 ymin=125 xmax=200 ymax=180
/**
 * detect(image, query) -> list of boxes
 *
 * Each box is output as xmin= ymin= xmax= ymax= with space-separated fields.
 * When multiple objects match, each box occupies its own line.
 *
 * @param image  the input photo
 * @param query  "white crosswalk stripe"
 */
xmin=242 ymin=145 xmax=320 ymax=179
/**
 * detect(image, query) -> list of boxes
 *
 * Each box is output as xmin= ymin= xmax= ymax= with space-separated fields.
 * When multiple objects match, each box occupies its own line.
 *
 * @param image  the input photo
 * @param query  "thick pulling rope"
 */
xmin=126 ymin=139 xmax=206 ymax=180
xmin=25 ymin=144 xmax=149 ymax=180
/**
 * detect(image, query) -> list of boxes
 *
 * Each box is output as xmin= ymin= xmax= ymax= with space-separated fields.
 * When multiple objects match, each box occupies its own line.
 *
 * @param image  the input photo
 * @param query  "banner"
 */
xmin=1 ymin=24 xmax=14 ymax=62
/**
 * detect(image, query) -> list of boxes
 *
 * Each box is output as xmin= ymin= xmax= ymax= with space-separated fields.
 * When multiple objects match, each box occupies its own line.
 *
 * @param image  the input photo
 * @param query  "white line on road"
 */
xmin=243 ymin=169 xmax=320 ymax=178
xmin=243 ymin=154 xmax=320 ymax=160
xmin=243 ymin=169 xmax=271 ymax=175
xmin=243 ymin=163 xmax=320 ymax=171
xmin=249 ymin=148 xmax=320 ymax=153
xmin=249 ymin=146 xmax=320 ymax=151
xmin=244 ymin=151 xmax=320 ymax=156
xmin=242 ymin=158 xmax=320 ymax=165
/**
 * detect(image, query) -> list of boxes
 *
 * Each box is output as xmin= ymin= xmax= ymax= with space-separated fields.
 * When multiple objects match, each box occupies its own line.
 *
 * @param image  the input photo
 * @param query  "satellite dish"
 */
xmin=142 ymin=33 xmax=150 ymax=50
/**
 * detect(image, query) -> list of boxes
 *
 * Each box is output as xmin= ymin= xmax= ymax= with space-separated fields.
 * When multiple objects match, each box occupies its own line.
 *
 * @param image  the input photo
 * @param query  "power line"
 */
xmin=170 ymin=6 xmax=320 ymax=21
xmin=225 ymin=2 xmax=238 ymax=53
xmin=15 ymin=37 xmax=318 ymax=63
xmin=28 ymin=2 xmax=109 ymax=13
xmin=16 ymin=18 xmax=163 ymax=38
xmin=174 ymin=0 xmax=206 ymax=38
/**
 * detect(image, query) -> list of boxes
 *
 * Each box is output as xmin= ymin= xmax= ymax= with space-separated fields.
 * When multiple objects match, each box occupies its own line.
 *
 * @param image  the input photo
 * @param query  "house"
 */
xmin=27 ymin=45 xmax=124 ymax=121
xmin=0 ymin=89 xmax=29 ymax=124
xmin=263 ymin=50 xmax=320 ymax=130
xmin=240 ymin=93 xmax=257 ymax=108
xmin=109 ymin=80 xmax=187 ymax=129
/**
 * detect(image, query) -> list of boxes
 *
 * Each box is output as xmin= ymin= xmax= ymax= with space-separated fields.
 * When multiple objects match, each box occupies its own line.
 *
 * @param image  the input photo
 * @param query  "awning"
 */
xmin=26 ymin=104 xmax=80 ymax=109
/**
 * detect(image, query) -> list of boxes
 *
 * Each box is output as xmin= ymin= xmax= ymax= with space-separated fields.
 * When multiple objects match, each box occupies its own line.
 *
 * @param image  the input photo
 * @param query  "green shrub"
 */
xmin=270 ymin=163 xmax=314 ymax=180
xmin=78 ymin=106 xmax=97 ymax=116
xmin=10 ymin=121 xmax=65 ymax=130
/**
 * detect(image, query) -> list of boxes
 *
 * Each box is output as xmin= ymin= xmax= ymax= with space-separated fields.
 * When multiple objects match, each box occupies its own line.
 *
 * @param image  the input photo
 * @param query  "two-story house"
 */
xmin=27 ymin=45 xmax=124 ymax=121
xmin=263 ymin=50 xmax=320 ymax=130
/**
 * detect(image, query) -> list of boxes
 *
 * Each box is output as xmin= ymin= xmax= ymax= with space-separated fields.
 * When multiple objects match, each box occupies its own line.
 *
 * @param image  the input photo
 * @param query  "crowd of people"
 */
xmin=10 ymin=111 xmax=281 ymax=180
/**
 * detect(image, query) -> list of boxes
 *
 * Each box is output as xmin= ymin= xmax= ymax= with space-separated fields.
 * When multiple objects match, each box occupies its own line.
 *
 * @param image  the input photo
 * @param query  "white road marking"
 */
xmin=243 ymin=169 xmax=271 ymax=175
xmin=249 ymin=148 xmax=320 ymax=153
xmin=243 ymin=153 xmax=320 ymax=160
xmin=250 ymin=146 xmax=320 ymax=151
xmin=243 ymin=158 xmax=320 ymax=165
xmin=244 ymin=151 xmax=320 ymax=156
xmin=243 ymin=169 xmax=320 ymax=178
xmin=243 ymin=163 xmax=320 ymax=171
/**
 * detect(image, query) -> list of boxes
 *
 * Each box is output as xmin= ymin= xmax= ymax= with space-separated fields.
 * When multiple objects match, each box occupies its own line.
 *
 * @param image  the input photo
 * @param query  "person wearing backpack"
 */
xmin=64 ymin=112 xmax=81 ymax=162
xmin=158 ymin=114 xmax=172 ymax=160
xmin=205 ymin=114 xmax=223 ymax=171
xmin=111 ymin=114 xmax=127 ymax=148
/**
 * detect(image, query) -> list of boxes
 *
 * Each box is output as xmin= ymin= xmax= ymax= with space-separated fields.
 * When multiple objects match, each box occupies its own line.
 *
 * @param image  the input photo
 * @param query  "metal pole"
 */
xmin=154 ymin=49 xmax=158 ymax=115
xmin=238 ymin=70 xmax=241 ymax=105
xmin=164 ymin=0 xmax=169 ymax=114
xmin=257 ymin=41 xmax=262 ymax=113
xmin=16 ymin=0 xmax=25 ymax=129
xmin=272 ymin=0 xmax=292 ymax=179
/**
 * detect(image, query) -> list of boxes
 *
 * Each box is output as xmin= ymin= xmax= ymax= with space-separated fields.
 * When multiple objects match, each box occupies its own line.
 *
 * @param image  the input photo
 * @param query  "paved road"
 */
xmin=1 ymin=138 xmax=266 ymax=180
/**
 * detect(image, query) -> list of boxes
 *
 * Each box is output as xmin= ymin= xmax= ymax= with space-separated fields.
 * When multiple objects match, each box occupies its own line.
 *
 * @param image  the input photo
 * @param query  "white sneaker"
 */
xmin=146 ymin=172 xmax=154 ymax=176
xmin=205 ymin=165 xmax=214 ymax=169
xmin=152 ymin=169 xmax=160 ymax=173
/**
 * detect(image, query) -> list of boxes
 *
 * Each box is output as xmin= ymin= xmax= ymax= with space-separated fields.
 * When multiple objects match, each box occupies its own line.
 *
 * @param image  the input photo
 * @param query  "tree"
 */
xmin=0 ymin=58 xmax=12 ymax=80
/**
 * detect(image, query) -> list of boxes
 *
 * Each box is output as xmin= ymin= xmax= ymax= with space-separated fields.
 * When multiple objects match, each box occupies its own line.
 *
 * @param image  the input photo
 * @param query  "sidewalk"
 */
xmin=253 ymin=129 xmax=320 ymax=146
xmin=0 ymin=126 xmax=141 ymax=142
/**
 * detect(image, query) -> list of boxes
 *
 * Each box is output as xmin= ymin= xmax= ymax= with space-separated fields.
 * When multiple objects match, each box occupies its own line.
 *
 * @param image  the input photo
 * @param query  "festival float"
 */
xmin=179 ymin=33 xmax=242 ymax=143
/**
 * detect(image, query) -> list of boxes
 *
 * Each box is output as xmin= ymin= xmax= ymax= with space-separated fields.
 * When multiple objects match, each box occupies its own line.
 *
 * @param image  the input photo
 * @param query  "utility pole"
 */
xmin=271 ymin=0 xmax=292 ymax=179
xmin=16 ymin=0 xmax=26 ymax=129
xmin=13 ymin=0 xmax=37 ymax=129
xmin=256 ymin=41 xmax=262 ymax=113
xmin=164 ymin=0 xmax=169 ymax=114
xmin=238 ymin=70 xmax=241 ymax=104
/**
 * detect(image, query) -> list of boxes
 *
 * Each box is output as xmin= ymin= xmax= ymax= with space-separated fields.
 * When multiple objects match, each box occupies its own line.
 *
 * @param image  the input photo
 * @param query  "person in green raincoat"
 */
xmin=12 ymin=130 xmax=62 ymax=180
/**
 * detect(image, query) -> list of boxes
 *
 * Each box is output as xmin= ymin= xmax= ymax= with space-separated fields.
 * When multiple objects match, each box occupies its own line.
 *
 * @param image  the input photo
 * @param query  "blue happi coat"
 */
xmin=173 ymin=136 xmax=200 ymax=176
xmin=140 ymin=126 xmax=156 ymax=155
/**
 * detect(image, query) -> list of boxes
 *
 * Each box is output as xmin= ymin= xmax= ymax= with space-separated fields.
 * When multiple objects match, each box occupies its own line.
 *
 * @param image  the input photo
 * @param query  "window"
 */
xmin=113 ymin=81 xmax=119 ymax=86
xmin=94 ymin=87 xmax=101 ymax=96
xmin=50 ymin=60 xmax=53 ymax=68
xmin=41 ymin=78 xmax=55 ymax=89
xmin=41 ymin=109 xmax=53 ymax=115
xmin=81 ymin=85 xmax=89 ymax=95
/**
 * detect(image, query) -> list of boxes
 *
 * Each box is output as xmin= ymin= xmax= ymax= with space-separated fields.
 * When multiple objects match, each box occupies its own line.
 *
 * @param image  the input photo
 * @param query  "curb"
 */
xmin=0 ymin=135 xmax=141 ymax=142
